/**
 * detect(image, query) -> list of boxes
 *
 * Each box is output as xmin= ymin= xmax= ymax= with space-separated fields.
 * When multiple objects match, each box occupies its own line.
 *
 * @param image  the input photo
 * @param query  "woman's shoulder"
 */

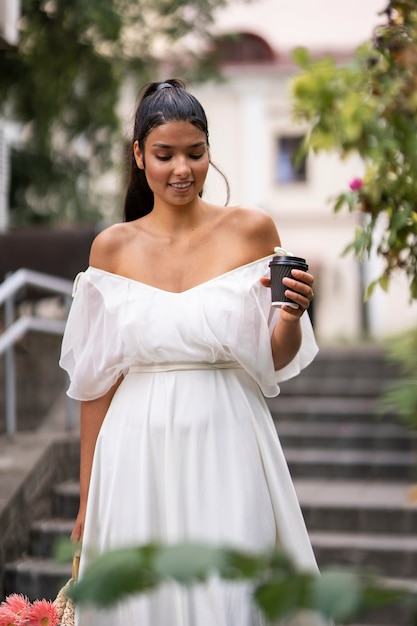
xmin=232 ymin=204 xmax=275 ymax=225
xmin=89 ymin=222 xmax=137 ymax=271
xmin=223 ymin=205 xmax=281 ymax=254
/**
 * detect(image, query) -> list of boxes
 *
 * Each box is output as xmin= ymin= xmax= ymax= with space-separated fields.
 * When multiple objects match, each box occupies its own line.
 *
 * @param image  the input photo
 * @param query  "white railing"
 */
xmin=0 ymin=268 xmax=74 ymax=438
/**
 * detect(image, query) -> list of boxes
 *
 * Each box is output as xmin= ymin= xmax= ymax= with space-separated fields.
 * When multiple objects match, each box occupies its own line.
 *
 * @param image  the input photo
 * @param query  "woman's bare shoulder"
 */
xmin=89 ymin=222 xmax=136 ymax=271
xmin=226 ymin=205 xmax=281 ymax=256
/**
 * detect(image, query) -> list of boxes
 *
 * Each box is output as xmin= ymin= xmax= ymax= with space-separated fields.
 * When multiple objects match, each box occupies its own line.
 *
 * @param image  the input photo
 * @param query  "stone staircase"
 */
xmin=3 ymin=481 xmax=78 ymax=602
xmin=269 ymin=345 xmax=417 ymax=625
xmin=2 ymin=345 xmax=417 ymax=624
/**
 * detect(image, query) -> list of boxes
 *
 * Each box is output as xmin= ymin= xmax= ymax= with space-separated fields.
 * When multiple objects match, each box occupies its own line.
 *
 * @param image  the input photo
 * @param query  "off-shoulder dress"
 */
xmin=60 ymin=255 xmax=325 ymax=626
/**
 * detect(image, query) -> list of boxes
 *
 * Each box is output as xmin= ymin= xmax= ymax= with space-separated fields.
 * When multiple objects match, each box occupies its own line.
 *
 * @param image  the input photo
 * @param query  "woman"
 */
xmin=60 ymin=79 xmax=322 ymax=625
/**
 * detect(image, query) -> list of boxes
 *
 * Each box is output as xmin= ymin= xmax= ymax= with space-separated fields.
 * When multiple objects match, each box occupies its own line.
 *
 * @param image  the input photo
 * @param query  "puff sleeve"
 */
xmin=218 ymin=258 xmax=318 ymax=398
xmin=248 ymin=285 xmax=318 ymax=397
xmin=59 ymin=271 xmax=130 ymax=401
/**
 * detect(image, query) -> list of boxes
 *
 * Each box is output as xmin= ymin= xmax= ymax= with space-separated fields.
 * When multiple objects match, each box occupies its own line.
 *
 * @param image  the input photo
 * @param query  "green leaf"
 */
xmin=311 ymin=568 xmax=362 ymax=620
xmin=219 ymin=548 xmax=267 ymax=580
xmin=292 ymin=47 xmax=311 ymax=69
xmin=70 ymin=545 xmax=161 ymax=605
xmin=53 ymin=537 xmax=76 ymax=563
xmin=364 ymin=279 xmax=378 ymax=301
xmin=378 ymin=274 xmax=390 ymax=292
xmin=153 ymin=543 xmax=227 ymax=584
xmin=254 ymin=573 xmax=313 ymax=620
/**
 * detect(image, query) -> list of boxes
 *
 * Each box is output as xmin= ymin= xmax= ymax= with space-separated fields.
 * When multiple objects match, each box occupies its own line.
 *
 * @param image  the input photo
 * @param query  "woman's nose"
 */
xmin=173 ymin=156 xmax=191 ymax=176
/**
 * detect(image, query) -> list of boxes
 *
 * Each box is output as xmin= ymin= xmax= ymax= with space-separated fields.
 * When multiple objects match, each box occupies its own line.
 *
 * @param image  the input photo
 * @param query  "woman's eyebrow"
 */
xmin=151 ymin=141 xmax=207 ymax=148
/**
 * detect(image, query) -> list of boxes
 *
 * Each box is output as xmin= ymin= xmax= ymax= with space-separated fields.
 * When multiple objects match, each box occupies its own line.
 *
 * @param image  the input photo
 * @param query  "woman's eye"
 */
xmin=190 ymin=153 xmax=204 ymax=160
xmin=156 ymin=155 xmax=171 ymax=161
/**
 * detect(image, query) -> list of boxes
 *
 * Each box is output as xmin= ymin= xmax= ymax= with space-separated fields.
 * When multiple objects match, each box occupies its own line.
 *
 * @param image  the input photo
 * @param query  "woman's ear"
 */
xmin=133 ymin=141 xmax=144 ymax=170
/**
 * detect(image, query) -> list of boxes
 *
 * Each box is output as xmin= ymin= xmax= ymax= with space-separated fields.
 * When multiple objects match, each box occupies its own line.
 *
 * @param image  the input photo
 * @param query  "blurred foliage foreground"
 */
xmin=60 ymin=542 xmax=417 ymax=624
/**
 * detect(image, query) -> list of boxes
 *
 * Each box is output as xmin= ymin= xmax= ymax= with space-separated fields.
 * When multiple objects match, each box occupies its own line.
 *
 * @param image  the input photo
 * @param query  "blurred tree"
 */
xmin=291 ymin=0 xmax=417 ymax=433
xmin=291 ymin=0 xmax=417 ymax=301
xmin=0 ymin=0 xmax=225 ymax=226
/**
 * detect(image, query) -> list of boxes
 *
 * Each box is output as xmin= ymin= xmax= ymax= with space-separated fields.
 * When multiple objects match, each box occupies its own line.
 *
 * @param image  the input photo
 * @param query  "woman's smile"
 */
xmin=169 ymin=181 xmax=193 ymax=191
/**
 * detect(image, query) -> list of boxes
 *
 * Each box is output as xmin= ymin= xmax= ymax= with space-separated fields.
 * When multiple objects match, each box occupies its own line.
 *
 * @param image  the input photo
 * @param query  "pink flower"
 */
xmin=349 ymin=177 xmax=363 ymax=191
xmin=0 ymin=605 xmax=21 ymax=626
xmin=26 ymin=600 xmax=59 ymax=626
xmin=0 ymin=594 xmax=29 ymax=625
xmin=1 ymin=595 xmax=29 ymax=616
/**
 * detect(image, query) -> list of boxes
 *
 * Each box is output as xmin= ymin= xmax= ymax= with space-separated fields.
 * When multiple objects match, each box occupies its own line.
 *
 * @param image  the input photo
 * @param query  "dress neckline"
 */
xmin=87 ymin=254 xmax=273 ymax=295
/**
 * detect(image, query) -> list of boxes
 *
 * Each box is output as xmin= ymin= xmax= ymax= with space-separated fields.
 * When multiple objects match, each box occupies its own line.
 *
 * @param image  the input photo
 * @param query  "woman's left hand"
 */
xmin=260 ymin=269 xmax=315 ymax=319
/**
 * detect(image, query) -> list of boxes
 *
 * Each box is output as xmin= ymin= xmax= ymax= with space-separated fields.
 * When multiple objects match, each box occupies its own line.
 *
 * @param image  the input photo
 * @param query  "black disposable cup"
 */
xmin=269 ymin=255 xmax=309 ymax=308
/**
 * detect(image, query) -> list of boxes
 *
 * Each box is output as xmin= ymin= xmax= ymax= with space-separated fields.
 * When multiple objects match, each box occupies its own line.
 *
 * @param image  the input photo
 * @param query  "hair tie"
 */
xmin=156 ymin=82 xmax=173 ymax=91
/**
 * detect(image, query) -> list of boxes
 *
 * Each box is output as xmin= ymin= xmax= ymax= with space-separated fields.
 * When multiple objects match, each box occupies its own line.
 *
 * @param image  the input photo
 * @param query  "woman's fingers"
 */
xmin=282 ymin=270 xmax=314 ymax=310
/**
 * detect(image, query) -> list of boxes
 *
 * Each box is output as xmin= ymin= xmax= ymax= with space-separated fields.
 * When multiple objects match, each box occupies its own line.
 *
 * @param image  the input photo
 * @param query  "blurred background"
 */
xmin=2 ymin=0 xmax=415 ymax=345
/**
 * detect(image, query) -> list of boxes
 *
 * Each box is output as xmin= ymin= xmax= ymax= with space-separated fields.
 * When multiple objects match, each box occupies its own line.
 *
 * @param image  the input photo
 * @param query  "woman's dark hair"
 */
xmin=124 ymin=78 xmax=229 ymax=221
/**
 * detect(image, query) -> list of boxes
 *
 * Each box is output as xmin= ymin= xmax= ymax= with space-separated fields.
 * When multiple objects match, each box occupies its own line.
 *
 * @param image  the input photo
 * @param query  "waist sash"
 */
xmin=128 ymin=361 xmax=242 ymax=373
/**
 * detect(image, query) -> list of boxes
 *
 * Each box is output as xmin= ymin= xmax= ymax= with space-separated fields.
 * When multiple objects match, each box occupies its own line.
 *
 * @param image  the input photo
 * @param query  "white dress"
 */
xmin=60 ymin=255 xmax=325 ymax=626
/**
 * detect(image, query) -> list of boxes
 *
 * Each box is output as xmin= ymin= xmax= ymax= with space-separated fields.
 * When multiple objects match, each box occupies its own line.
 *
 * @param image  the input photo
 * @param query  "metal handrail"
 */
xmin=0 ymin=268 xmax=73 ymax=307
xmin=0 ymin=268 xmax=74 ymax=439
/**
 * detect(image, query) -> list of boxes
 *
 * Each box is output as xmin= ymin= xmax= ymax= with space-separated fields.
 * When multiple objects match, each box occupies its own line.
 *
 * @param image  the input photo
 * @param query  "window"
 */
xmin=214 ymin=32 xmax=275 ymax=65
xmin=276 ymin=136 xmax=307 ymax=184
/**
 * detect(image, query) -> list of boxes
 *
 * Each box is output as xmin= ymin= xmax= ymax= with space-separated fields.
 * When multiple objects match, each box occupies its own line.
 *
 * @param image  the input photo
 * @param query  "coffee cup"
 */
xmin=269 ymin=255 xmax=309 ymax=308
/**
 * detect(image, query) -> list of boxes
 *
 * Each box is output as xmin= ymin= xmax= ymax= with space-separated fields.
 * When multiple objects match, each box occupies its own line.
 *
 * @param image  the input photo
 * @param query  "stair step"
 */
xmin=342 ymin=577 xmax=417 ymax=626
xmin=4 ymin=557 xmax=72 ymax=601
xmin=294 ymin=347 xmax=398 ymax=379
xmin=30 ymin=518 xmax=74 ymax=558
xmin=278 ymin=377 xmax=393 ymax=397
xmin=348 ymin=607 xmax=412 ymax=626
xmin=295 ymin=480 xmax=417 ymax=534
xmin=276 ymin=422 xmax=416 ymax=451
xmin=53 ymin=480 xmax=79 ymax=519
xmin=267 ymin=396 xmax=394 ymax=424
xmin=310 ymin=531 xmax=417 ymax=578
xmin=285 ymin=448 xmax=417 ymax=481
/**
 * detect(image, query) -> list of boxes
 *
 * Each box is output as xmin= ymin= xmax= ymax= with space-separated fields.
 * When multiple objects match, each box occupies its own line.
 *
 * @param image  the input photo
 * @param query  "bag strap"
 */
xmin=72 ymin=551 xmax=81 ymax=580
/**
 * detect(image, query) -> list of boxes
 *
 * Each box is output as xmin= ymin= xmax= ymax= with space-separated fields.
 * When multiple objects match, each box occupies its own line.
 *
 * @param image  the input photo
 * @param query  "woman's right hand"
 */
xmin=71 ymin=510 xmax=85 ymax=544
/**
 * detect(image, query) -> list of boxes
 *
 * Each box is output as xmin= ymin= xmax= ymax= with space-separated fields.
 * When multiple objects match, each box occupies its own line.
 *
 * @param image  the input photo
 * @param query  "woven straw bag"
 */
xmin=54 ymin=552 xmax=80 ymax=626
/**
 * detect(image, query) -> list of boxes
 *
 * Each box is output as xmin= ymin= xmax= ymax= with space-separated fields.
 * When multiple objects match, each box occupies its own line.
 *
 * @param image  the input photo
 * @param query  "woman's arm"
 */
xmin=71 ymin=377 xmax=123 ymax=543
xmin=239 ymin=207 xmax=315 ymax=371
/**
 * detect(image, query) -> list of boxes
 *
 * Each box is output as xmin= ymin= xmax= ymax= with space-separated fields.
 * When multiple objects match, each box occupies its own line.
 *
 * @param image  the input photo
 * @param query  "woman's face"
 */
xmin=134 ymin=120 xmax=209 ymax=207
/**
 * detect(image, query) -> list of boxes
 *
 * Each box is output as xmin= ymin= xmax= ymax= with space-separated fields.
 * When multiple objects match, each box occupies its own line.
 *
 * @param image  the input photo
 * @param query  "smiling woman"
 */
xmin=59 ymin=78 xmax=323 ymax=626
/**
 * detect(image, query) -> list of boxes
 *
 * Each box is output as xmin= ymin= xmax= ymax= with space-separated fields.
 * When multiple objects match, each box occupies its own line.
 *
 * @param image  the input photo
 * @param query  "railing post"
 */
xmin=5 ymin=294 xmax=16 ymax=439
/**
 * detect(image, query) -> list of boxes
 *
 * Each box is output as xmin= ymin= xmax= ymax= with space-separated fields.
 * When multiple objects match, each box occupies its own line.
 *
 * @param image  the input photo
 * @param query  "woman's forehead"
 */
xmin=146 ymin=120 xmax=207 ymax=147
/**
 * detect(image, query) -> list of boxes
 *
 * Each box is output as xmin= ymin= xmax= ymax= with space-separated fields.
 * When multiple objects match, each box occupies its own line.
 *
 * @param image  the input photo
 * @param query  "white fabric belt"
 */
xmin=129 ymin=361 xmax=242 ymax=373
